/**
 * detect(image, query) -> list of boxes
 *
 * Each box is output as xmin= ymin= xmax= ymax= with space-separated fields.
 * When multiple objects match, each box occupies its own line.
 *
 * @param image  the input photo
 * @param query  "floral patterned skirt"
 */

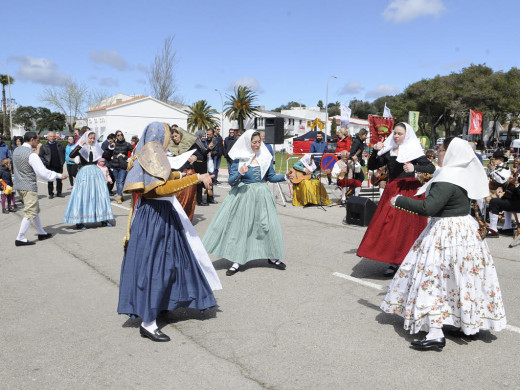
xmin=380 ymin=215 xmax=506 ymax=335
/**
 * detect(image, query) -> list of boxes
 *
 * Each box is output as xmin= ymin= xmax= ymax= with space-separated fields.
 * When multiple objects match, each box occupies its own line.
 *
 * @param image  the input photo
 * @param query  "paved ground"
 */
xmin=1 ymin=176 xmax=519 ymax=390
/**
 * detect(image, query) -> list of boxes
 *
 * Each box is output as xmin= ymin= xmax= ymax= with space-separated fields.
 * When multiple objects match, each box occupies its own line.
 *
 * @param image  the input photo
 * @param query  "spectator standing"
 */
xmin=129 ymin=136 xmax=139 ymax=157
xmin=224 ymin=128 xmax=237 ymax=168
xmin=101 ymin=133 xmax=116 ymax=194
xmin=209 ymin=127 xmax=224 ymax=184
xmin=192 ymin=130 xmax=216 ymax=206
xmin=64 ymin=136 xmax=78 ymax=189
xmin=1 ymin=158 xmax=17 ymax=213
xmin=10 ymin=136 xmax=23 ymax=154
xmin=309 ymin=131 xmax=331 ymax=184
xmin=39 ymin=132 xmax=65 ymax=198
xmin=106 ymin=131 xmax=133 ymax=204
xmin=349 ymin=128 xmax=368 ymax=184
xmin=0 ymin=134 xmax=11 ymax=161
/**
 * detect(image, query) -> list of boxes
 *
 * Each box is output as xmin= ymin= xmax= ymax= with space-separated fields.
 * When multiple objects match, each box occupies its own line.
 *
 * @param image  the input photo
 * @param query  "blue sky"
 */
xmin=2 ymin=0 xmax=520 ymax=115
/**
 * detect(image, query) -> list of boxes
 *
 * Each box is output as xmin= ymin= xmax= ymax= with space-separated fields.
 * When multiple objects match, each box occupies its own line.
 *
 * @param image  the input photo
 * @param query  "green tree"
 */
xmin=272 ymin=101 xmax=304 ymax=112
xmin=37 ymin=108 xmax=66 ymax=132
xmin=349 ymin=99 xmax=375 ymax=119
xmin=327 ymin=101 xmax=341 ymax=117
xmin=224 ymin=86 xmax=259 ymax=131
xmin=317 ymin=100 xmax=324 ymax=109
xmin=330 ymin=117 xmax=338 ymax=137
xmin=0 ymin=74 xmax=15 ymax=138
xmin=12 ymin=106 xmax=38 ymax=130
xmin=186 ymin=100 xmax=219 ymax=131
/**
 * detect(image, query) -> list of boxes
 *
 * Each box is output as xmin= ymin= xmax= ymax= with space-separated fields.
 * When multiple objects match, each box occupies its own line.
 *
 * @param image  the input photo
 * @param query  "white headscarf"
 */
xmin=228 ymin=129 xmax=273 ymax=179
xmin=416 ymin=137 xmax=489 ymax=199
xmin=300 ymin=153 xmax=317 ymax=173
xmin=378 ymin=122 xmax=424 ymax=163
xmin=76 ymin=130 xmax=104 ymax=162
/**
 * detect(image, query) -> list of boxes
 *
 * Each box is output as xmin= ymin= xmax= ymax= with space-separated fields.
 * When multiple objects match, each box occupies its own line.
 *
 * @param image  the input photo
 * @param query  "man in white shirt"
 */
xmin=12 ymin=132 xmax=68 ymax=246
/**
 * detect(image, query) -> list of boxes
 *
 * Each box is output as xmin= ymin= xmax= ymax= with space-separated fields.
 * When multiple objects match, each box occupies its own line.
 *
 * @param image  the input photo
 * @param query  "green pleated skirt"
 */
xmin=202 ymin=182 xmax=285 ymax=264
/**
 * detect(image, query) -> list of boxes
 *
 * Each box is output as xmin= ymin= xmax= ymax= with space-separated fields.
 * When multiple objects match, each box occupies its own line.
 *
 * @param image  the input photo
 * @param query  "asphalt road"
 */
xmin=1 ymin=178 xmax=519 ymax=390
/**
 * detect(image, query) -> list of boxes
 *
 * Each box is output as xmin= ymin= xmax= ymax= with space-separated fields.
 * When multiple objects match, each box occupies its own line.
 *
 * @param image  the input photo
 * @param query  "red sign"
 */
xmin=469 ymin=110 xmax=483 ymax=134
xmin=368 ymin=115 xmax=395 ymax=145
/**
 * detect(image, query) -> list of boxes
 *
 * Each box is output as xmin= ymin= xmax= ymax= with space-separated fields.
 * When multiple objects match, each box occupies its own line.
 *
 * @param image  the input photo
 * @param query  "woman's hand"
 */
xmin=286 ymin=171 xmax=294 ymax=181
xmin=188 ymin=155 xmax=197 ymax=164
xmin=79 ymin=140 xmax=86 ymax=146
xmin=403 ymin=162 xmax=414 ymax=173
xmin=374 ymin=141 xmax=384 ymax=151
xmin=239 ymin=164 xmax=248 ymax=175
xmin=390 ymin=196 xmax=398 ymax=207
xmin=198 ymin=173 xmax=213 ymax=190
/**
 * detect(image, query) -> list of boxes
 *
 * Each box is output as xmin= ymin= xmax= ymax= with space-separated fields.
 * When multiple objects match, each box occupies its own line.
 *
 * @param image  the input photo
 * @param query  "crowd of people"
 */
xmin=2 ymin=120 xmax=517 ymax=349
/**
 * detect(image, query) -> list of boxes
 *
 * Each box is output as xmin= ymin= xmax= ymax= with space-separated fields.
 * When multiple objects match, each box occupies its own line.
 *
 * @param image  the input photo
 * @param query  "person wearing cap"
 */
xmin=487 ymin=149 xmax=519 ymax=237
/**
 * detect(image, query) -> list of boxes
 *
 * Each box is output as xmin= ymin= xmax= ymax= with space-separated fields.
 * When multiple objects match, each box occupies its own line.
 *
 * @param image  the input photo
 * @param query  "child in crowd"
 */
xmin=0 ymin=158 xmax=17 ymax=214
xmin=97 ymin=158 xmax=113 ymax=190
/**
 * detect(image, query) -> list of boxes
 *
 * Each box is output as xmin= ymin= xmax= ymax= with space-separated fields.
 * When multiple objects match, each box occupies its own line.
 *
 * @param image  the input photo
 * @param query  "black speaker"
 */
xmin=346 ymin=196 xmax=377 ymax=226
xmin=264 ymin=117 xmax=285 ymax=144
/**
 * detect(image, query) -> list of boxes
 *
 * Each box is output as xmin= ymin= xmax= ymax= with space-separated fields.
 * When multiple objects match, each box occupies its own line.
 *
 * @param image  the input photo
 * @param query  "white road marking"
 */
xmin=333 ymin=271 xmax=519 ymax=335
xmin=332 ymin=272 xmax=384 ymax=290
xmin=111 ymin=203 xmax=130 ymax=210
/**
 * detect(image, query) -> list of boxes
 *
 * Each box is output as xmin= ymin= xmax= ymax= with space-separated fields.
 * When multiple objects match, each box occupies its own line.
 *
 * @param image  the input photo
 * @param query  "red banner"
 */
xmin=469 ymin=110 xmax=483 ymax=134
xmin=368 ymin=115 xmax=395 ymax=145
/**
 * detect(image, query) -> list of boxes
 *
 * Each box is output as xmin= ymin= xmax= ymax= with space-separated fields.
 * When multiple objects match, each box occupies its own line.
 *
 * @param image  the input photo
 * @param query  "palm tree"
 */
xmin=186 ymin=100 xmax=219 ymax=131
xmin=0 ymin=74 xmax=15 ymax=138
xmin=224 ymin=85 xmax=259 ymax=131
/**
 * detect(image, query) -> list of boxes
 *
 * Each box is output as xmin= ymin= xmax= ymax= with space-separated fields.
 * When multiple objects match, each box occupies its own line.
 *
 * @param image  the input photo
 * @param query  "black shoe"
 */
xmin=2 ymin=209 xmax=8 ymax=214
xmin=197 ymin=202 xmax=209 ymax=206
xmin=226 ymin=265 xmax=240 ymax=276
xmin=8 ymin=207 xmax=16 ymax=212
xmin=268 ymin=259 xmax=286 ymax=270
xmin=38 ymin=233 xmax=53 ymax=241
xmin=48 ymin=194 xmax=54 ymax=199
xmin=56 ymin=193 xmax=65 ymax=198
xmin=498 ymin=228 xmax=515 ymax=236
xmin=207 ymin=199 xmax=218 ymax=204
xmin=411 ymin=337 xmax=446 ymax=350
xmin=139 ymin=326 xmax=170 ymax=342
xmin=76 ymin=223 xmax=87 ymax=230
xmin=384 ymin=264 xmax=399 ymax=276
xmin=15 ymin=240 xmax=36 ymax=246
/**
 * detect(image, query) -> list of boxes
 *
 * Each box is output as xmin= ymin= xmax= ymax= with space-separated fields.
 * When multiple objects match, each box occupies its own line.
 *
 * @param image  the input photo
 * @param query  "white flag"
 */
xmin=383 ymin=103 xmax=392 ymax=118
xmin=340 ymin=103 xmax=351 ymax=127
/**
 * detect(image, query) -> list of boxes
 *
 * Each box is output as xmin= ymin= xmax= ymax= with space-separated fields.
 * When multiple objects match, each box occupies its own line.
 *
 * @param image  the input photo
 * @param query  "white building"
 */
xmin=86 ymin=95 xmax=189 ymax=138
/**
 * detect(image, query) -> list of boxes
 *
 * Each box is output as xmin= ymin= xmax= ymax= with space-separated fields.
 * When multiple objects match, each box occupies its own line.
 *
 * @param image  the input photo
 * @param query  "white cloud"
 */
xmin=10 ymin=56 xmax=70 ymax=86
xmin=383 ymin=0 xmax=445 ymax=23
xmin=195 ymin=83 xmax=207 ymax=89
xmin=137 ymin=64 xmax=148 ymax=73
xmin=338 ymin=82 xmax=364 ymax=95
xmin=90 ymin=50 xmax=130 ymax=71
xmin=229 ymin=76 xmax=264 ymax=93
xmin=442 ymin=59 xmax=470 ymax=70
xmin=365 ymin=84 xmax=400 ymax=99
xmin=99 ymin=77 xmax=119 ymax=87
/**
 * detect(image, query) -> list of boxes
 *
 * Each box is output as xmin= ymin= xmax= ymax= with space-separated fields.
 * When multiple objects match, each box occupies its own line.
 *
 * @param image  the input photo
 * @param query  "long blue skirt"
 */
xmin=117 ymin=198 xmax=216 ymax=322
xmin=63 ymin=165 xmax=114 ymax=223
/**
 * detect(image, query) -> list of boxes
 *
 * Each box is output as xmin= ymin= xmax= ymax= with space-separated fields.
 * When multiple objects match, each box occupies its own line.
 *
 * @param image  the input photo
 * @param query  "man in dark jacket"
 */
xmin=224 ymin=128 xmax=237 ymax=169
xmin=349 ymin=128 xmax=368 ymax=183
xmin=208 ymin=127 xmax=224 ymax=184
xmin=39 ymin=132 xmax=65 ymax=198
xmin=309 ymin=131 xmax=330 ymax=184
xmin=101 ymin=133 xmax=116 ymax=194
xmin=192 ymin=130 xmax=216 ymax=205
xmin=107 ymin=131 xmax=133 ymax=203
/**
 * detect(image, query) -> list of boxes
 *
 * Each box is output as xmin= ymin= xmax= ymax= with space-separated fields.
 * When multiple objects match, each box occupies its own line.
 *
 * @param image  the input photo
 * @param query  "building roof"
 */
xmin=87 ymin=95 xmax=148 ymax=113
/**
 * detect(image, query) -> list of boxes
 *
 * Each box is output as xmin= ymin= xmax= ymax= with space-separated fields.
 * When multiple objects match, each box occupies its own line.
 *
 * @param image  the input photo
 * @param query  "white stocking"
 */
xmin=341 ymin=187 xmax=347 ymax=201
xmin=16 ymin=217 xmax=32 ymax=241
xmin=379 ymin=188 xmax=384 ymax=197
xmin=426 ymin=327 xmax=444 ymax=340
xmin=142 ymin=320 xmax=158 ymax=332
xmin=354 ymin=187 xmax=361 ymax=197
xmin=32 ymin=215 xmax=47 ymax=235
xmin=489 ymin=213 xmax=499 ymax=231
xmin=503 ymin=212 xmax=512 ymax=229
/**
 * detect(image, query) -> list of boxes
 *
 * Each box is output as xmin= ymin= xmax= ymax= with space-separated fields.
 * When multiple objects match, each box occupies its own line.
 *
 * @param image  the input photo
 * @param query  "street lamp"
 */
xmin=214 ymin=88 xmax=224 ymax=131
xmin=325 ymin=75 xmax=338 ymax=137
xmin=0 ymin=62 xmax=13 ymax=137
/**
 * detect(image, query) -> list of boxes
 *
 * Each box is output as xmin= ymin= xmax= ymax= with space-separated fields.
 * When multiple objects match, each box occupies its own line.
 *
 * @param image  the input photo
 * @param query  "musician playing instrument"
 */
xmin=356 ymin=122 xmax=435 ymax=276
xmin=291 ymin=153 xmax=333 ymax=207
xmin=332 ymin=150 xmax=362 ymax=205
xmin=487 ymin=150 xmax=519 ymax=237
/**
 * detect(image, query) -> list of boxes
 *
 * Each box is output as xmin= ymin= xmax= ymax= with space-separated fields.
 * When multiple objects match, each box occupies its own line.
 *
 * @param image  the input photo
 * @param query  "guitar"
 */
xmin=370 ymin=166 xmax=388 ymax=186
xmin=289 ymin=168 xmax=331 ymax=184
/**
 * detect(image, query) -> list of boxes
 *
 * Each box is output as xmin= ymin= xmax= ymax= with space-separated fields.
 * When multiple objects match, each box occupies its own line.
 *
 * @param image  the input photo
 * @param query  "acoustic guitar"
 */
xmin=370 ymin=166 xmax=388 ymax=186
xmin=289 ymin=168 xmax=331 ymax=184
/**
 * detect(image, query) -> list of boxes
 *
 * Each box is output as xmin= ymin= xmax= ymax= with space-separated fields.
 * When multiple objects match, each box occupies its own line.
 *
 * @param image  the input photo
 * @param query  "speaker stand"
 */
xmin=272 ymin=182 xmax=287 ymax=207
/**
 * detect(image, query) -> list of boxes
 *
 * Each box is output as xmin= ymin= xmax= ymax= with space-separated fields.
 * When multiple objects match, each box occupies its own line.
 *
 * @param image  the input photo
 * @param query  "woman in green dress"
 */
xmin=202 ymin=130 xmax=293 ymax=276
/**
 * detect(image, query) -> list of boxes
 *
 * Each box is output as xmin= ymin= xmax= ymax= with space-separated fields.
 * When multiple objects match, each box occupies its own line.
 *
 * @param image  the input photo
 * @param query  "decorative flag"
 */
xmin=383 ymin=103 xmax=392 ymax=118
xmin=469 ymin=110 xmax=483 ymax=134
xmin=408 ymin=111 xmax=420 ymax=133
xmin=340 ymin=103 xmax=351 ymax=127
xmin=368 ymin=115 xmax=395 ymax=145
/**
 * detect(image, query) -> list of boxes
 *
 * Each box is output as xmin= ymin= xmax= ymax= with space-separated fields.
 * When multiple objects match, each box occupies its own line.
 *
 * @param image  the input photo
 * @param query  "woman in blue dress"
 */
xmin=117 ymin=122 xmax=220 ymax=342
xmin=203 ymin=130 xmax=293 ymax=276
xmin=63 ymin=129 xmax=113 ymax=229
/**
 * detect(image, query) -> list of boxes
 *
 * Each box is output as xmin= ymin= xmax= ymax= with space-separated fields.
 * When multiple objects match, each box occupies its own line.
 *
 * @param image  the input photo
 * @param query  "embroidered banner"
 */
xmin=469 ymin=110 xmax=483 ymax=134
xmin=368 ymin=115 xmax=395 ymax=145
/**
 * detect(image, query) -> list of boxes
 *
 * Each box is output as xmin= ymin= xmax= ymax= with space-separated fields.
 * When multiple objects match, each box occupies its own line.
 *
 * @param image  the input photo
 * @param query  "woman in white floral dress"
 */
xmin=381 ymin=137 xmax=506 ymax=350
